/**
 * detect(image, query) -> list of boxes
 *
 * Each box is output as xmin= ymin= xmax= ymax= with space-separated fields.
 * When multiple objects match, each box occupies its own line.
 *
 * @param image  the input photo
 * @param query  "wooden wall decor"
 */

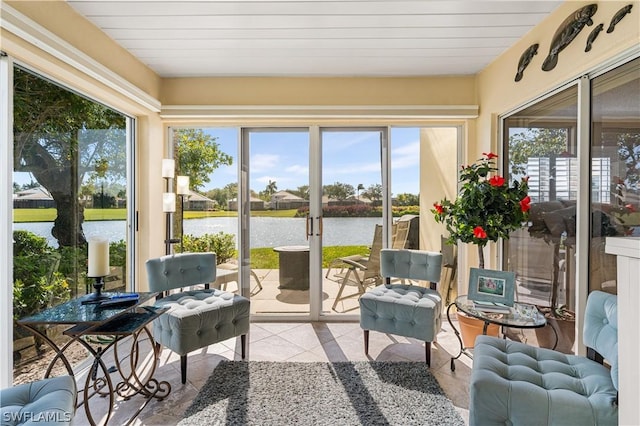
xmin=585 ymin=23 xmax=604 ymax=52
xmin=542 ymin=3 xmax=598 ymax=71
xmin=514 ymin=43 xmax=539 ymax=82
xmin=607 ymin=4 xmax=633 ymax=33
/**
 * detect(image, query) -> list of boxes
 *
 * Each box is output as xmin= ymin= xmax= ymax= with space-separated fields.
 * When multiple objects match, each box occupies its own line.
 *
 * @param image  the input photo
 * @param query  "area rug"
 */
xmin=179 ymin=361 xmax=464 ymax=425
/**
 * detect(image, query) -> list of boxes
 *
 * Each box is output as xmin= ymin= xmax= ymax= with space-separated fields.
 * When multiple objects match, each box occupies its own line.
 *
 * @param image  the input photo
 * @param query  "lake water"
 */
xmin=13 ymin=217 xmax=383 ymax=248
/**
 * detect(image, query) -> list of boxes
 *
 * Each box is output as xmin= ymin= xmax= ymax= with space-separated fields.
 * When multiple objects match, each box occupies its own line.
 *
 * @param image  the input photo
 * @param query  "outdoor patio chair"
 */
xmin=440 ymin=236 xmax=457 ymax=305
xmin=146 ymin=252 xmax=250 ymax=384
xmin=214 ymin=261 xmax=263 ymax=295
xmin=326 ymin=224 xmax=384 ymax=312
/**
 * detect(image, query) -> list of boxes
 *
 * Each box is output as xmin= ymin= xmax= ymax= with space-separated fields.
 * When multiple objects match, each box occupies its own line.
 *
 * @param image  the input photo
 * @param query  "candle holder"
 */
xmin=84 ymin=236 xmax=111 ymax=304
xmin=82 ymin=276 xmax=109 ymax=304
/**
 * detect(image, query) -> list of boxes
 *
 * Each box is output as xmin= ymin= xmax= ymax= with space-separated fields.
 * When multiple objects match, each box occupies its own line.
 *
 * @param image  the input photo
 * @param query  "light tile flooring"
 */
xmin=71 ymin=319 xmax=474 ymax=425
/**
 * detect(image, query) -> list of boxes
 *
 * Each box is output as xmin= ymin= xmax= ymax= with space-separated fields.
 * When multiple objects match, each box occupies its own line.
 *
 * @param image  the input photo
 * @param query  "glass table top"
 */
xmin=455 ymin=295 xmax=547 ymax=328
xmin=17 ymin=292 xmax=157 ymax=325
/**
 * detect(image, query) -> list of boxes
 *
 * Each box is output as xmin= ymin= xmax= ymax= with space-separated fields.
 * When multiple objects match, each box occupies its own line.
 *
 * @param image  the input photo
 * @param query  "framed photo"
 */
xmin=468 ymin=268 xmax=515 ymax=306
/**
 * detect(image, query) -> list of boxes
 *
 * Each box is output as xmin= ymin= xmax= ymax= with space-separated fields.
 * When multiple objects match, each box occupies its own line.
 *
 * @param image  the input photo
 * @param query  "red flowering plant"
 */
xmin=432 ymin=152 xmax=530 ymax=268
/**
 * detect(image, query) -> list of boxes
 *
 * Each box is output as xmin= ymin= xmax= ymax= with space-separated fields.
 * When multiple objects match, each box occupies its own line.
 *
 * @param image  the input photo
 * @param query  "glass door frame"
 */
xmin=239 ymin=127 xmax=312 ymax=320
xmin=316 ymin=126 xmax=391 ymax=321
xmin=239 ymin=126 xmax=392 ymax=321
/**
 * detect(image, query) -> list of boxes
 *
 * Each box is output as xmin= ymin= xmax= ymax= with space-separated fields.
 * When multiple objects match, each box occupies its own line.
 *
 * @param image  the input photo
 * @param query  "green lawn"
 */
xmin=249 ymin=245 xmax=367 ymax=269
xmin=13 ymin=208 xmax=299 ymax=222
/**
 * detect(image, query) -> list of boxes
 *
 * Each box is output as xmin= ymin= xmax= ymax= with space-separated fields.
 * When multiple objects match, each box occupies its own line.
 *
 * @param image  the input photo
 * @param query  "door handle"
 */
xmin=316 ymin=216 xmax=323 ymax=237
xmin=306 ymin=214 xmax=313 ymax=240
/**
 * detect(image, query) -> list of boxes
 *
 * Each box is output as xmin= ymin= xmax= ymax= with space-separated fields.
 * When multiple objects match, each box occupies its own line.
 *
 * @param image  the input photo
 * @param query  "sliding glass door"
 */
xmin=320 ymin=128 xmax=387 ymax=316
xmin=241 ymin=128 xmax=312 ymax=317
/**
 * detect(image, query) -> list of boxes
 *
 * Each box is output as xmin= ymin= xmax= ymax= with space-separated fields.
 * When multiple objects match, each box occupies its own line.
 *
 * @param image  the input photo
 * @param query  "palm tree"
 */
xmin=357 ymin=183 xmax=365 ymax=202
xmin=266 ymin=180 xmax=277 ymax=195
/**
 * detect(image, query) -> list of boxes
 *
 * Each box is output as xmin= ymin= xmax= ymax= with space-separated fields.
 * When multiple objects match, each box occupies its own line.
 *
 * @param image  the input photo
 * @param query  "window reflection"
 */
xmin=590 ymin=57 xmax=640 ymax=294
xmin=12 ymin=66 xmax=129 ymax=384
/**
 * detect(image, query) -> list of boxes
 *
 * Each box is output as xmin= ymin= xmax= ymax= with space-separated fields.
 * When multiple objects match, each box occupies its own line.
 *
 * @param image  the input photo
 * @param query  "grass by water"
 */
xmin=13 ymin=208 xmax=299 ymax=222
xmin=251 ymin=245 xmax=368 ymax=269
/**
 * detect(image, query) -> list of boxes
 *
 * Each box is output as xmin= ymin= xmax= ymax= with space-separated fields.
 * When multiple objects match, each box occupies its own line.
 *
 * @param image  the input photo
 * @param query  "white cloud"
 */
xmin=392 ymin=141 xmax=420 ymax=169
xmin=250 ymin=154 xmax=279 ymax=172
xmin=285 ymin=164 xmax=309 ymax=175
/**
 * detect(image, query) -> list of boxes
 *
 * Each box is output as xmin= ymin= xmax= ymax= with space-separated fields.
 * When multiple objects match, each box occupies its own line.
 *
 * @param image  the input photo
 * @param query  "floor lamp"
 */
xmin=162 ymin=159 xmax=180 ymax=255
xmin=176 ymin=175 xmax=190 ymax=252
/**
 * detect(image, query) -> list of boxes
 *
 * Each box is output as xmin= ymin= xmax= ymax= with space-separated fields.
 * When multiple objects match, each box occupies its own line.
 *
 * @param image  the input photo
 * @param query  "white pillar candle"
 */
xmin=88 ymin=237 xmax=110 ymax=277
xmin=163 ymin=192 xmax=176 ymax=212
xmin=177 ymin=176 xmax=190 ymax=195
xmin=161 ymin=158 xmax=175 ymax=178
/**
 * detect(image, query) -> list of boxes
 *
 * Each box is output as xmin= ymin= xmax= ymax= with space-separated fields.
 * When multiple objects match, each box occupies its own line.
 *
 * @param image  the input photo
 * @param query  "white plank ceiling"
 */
xmin=66 ymin=0 xmax=563 ymax=77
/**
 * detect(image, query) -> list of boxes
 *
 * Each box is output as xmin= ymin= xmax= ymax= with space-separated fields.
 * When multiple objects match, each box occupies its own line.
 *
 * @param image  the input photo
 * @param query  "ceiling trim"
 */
xmin=0 ymin=3 xmax=161 ymax=113
xmin=161 ymin=104 xmax=479 ymax=120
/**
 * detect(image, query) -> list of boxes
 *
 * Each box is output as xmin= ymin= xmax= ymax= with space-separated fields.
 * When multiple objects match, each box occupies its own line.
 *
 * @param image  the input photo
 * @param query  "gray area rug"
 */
xmin=179 ymin=361 xmax=464 ymax=425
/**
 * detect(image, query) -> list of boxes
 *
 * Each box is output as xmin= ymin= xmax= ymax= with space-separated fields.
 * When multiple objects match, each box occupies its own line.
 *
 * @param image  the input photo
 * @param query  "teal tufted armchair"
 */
xmin=359 ymin=249 xmax=443 ymax=365
xmin=146 ymin=252 xmax=250 ymax=384
xmin=469 ymin=290 xmax=618 ymax=426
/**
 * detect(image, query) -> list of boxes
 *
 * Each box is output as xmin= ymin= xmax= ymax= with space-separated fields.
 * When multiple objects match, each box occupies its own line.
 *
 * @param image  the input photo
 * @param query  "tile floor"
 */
xmin=71 ymin=319 xmax=474 ymax=425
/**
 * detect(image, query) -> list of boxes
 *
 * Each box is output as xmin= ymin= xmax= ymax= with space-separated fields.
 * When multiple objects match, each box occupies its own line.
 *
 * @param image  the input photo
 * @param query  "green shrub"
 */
xmin=13 ymin=230 xmax=50 ymax=256
xmin=12 ymin=231 xmax=70 ymax=320
xmin=109 ymin=240 xmax=127 ymax=267
xmin=178 ymin=232 xmax=236 ymax=264
xmin=392 ymin=205 xmax=420 ymax=216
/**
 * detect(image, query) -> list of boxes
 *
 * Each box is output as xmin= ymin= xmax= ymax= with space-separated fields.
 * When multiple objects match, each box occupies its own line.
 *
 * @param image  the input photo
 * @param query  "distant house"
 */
xmin=327 ymin=195 xmax=372 ymax=206
xmin=270 ymin=191 xmax=308 ymax=210
xmin=227 ymin=196 xmax=265 ymax=211
xmin=184 ymin=190 xmax=216 ymax=211
xmin=13 ymin=186 xmax=55 ymax=208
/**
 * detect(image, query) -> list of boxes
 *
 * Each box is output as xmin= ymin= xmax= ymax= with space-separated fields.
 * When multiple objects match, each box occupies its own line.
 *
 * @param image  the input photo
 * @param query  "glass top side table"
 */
xmin=17 ymin=292 xmax=170 ymax=425
xmin=447 ymin=295 xmax=551 ymax=371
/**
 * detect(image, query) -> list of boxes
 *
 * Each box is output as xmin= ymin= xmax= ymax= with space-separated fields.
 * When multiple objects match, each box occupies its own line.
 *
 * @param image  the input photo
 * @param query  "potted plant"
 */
xmin=432 ymin=152 xmax=530 ymax=346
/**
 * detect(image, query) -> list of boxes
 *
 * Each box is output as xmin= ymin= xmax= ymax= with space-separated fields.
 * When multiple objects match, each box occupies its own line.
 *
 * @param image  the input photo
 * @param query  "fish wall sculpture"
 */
xmin=514 ymin=43 xmax=539 ymax=82
xmin=607 ymin=4 xmax=633 ymax=33
xmin=542 ymin=4 xmax=598 ymax=72
xmin=585 ymin=23 xmax=604 ymax=52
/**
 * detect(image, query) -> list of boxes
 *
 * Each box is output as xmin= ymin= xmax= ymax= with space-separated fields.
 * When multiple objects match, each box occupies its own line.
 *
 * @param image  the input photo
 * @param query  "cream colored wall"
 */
xmin=419 ymin=126 xmax=461 ymax=252
xmin=161 ymin=76 xmax=476 ymax=106
xmin=135 ymin=115 xmax=166 ymax=291
xmin=472 ymin=0 xmax=640 ymax=272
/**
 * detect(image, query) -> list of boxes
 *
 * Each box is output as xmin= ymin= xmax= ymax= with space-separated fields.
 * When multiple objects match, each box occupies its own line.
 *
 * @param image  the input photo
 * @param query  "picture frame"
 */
xmin=468 ymin=268 xmax=515 ymax=306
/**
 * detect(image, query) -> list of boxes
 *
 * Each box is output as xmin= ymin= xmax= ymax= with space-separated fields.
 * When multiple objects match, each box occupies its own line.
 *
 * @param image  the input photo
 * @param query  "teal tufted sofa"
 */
xmin=359 ymin=248 xmax=443 ymax=365
xmin=469 ymin=290 xmax=618 ymax=426
xmin=0 ymin=375 xmax=76 ymax=425
xmin=146 ymin=252 xmax=250 ymax=384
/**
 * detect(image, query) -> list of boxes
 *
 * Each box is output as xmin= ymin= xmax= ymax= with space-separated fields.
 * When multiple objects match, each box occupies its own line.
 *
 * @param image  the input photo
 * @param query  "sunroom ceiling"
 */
xmin=67 ymin=0 xmax=562 ymax=78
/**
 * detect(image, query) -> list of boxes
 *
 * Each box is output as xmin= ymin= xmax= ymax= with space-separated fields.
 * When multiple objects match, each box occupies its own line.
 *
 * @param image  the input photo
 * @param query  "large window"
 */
xmin=12 ymin=66 xmax=132 ymax=384
xmin=503 ymin=57 xmax=640 ymax=349
xmin=589 ymin=57 xmax=640 ymax=294
xmin=504 ymin=86 xmax=578 ymax=315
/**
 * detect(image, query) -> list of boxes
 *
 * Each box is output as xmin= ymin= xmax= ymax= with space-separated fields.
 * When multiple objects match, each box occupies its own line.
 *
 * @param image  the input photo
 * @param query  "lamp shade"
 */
xmin=161 ymin=159 xmax=175 ymax=178
xmin=177 ymin=176 xmax=190 ymax=195
xmin=88 ymin=237 xmax=110 ymax=277
xmin=163 ymin=192 xmax=176 ymax=212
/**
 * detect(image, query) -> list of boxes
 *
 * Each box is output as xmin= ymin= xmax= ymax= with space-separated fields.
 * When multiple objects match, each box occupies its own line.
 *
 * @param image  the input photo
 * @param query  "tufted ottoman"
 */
xmin=146 ymin=253 xmax=250 ymax=384
xmin=359 ymin=249 xmax=443 ymax=365
xmin=0 ymin=375 xmax=76 ymax=425
xmin=469 ymin=291 xmax=618 ymax=426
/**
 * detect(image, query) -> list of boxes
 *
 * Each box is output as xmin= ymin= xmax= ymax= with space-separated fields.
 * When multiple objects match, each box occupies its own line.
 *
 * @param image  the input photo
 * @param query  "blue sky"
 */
xmin=204 ymin=127 xmax=420 ymax=196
